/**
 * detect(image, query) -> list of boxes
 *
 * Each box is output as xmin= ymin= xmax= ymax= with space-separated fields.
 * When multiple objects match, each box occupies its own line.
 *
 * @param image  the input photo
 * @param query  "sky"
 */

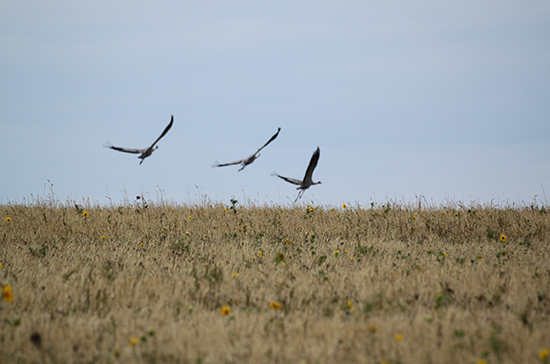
xmin=1 ymin=1 xmax=549 ymax=208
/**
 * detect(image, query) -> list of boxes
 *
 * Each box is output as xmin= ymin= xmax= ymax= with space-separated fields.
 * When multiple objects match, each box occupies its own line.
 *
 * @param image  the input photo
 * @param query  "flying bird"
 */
xmin=213 ymin=127 xmax=281 ymax=171
xmin=104 ymin=115 xmax=174 ymax=165
xmin=271 ymin=147 xmax=322 ymax=202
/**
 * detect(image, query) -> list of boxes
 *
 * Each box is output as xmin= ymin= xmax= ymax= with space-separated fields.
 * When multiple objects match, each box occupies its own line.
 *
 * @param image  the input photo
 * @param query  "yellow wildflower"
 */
xmin=477 ymin=360 xmax=487 ymax=364
xmin=130 ymin=337 xmax=138 ymax=346
xmin=0 ymin=263 xmax=2 ymax=269
xmin=308 ymin=206 xmax=313 ymax=212
xmin=342 ymin=203 xmax=347 ymax=209
xmin=413 ymin=215 xmax=416 ymax=220
xmin=5 ymin=217 xmax=11 ymax=223
xmin=368 ymin=324 xmax=377 ymax=332
xmin=101 ymin=235 xmax=106 ymax=240
xmin=231 ymin=273 xmax=239 ymax=278
xmin=395 ymin=334 xmax=403 ymax=342
xmin=140 ymin=243 xmax=145 ymax=248
xmin=188 ymin=216 xmax=192 ymax=220
xmin=258 ymin=251 xmax=264 ymax=258
xmin=269 ymin=301 xmax=282 ymax=310
xmin=477 ymin=255 xmax=482 ymax=261
xmin=333 ymin=250 xmax=340 ymax=255
xmin=2 ymin=285 xmax=13 ymax=302
xmin=442 ymin=211 xmax=446 ymax=215
xmin=540 ymin=348 xmax=549 ymax=360
xmin=82 ymin=211 xmax=89 ymax=217
xmin=500 ymin=234 xmax=507 ymax=242
xmin=221 ymin=306 xmax=231 ymax=316
xmin=285 ymin=238 xmax=290 ymax=244
xmin=347 ymin=300 xmax=354 ymax=312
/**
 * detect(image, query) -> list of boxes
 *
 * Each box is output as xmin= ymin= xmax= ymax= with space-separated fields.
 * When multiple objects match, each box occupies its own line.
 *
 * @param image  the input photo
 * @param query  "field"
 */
xmin=1 ymin=200 xmax=549 ymax=364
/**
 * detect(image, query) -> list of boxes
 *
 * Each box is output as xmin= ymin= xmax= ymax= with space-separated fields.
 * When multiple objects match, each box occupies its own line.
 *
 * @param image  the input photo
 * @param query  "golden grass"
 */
xmin=1 ymin=201 xmax=549 ymax=363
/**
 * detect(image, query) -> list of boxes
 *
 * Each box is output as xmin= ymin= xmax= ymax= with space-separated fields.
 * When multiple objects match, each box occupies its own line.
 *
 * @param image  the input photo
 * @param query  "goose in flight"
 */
xmin=213 ymin=127 xmax=281 ymax=171
xmin=104 ymin=115 xmax=174 ymax=165
xmin=271 ymin=147 xmax=321 ymax=202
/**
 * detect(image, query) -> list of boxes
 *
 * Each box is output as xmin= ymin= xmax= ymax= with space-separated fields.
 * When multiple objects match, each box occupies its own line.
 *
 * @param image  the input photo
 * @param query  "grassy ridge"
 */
xmin=1 ymin=202 xmax=549 ymax=363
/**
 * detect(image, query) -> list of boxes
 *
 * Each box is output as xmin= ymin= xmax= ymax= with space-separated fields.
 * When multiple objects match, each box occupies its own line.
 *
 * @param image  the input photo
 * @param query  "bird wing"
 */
xmin=302 ymin=147 xmax=320 ymax=184
xmin=104 ymin=142 xmax=144 ymax=154
xmin=148 ymin=115 xmax=174 ymax=149
xmin=253 ymin=127 xmax=281 ymax=155
xmin=271 ymin=172 xmax=302 ymax=186
xmin=212 ymin=159 xmax=245 ymax=168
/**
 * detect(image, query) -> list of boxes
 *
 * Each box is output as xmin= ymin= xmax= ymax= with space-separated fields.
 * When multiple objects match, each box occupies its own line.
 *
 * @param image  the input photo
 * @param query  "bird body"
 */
xmin=104 ymin=115 xmax=174 ymax=164
xmin=213 ymin=128 xmax=281 ymax=171
xmin=272 ymin=147 xmax=321 ymax=201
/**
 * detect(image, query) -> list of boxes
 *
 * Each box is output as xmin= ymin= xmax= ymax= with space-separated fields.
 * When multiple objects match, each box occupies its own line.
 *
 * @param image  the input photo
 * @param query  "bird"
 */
xmin=104 ymin=115 xmax=174 ymax=165
xmin=271 ymin=147 xmax=321 ymax=202
xmin=212 ymin=127 xmax=281 ymax=171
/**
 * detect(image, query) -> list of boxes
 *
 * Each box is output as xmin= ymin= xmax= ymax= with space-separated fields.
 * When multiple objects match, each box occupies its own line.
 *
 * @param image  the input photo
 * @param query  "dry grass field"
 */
xmin=1 ymin=199 xmax=550 ymax=364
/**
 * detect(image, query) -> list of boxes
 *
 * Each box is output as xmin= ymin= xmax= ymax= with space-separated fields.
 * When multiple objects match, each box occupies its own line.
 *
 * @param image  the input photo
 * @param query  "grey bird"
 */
xmin=213 ymin=127 xmax=281 ymax=171
xmin=272 ymin=147 xmax=322 ymax=202
xmin=104 ymin=115 xmax=174 ymax=165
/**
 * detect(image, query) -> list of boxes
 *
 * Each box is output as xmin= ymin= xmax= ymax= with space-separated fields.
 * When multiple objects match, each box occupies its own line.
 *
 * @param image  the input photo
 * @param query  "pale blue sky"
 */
xmin=1 ymin=1 xmax=549 ymax=207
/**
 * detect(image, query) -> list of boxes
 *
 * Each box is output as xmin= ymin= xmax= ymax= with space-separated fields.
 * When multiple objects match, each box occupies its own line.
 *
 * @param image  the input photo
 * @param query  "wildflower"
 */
xmin=5 ymin=217 xmax=11 ymax=223
xmin=188 ymin=216 xmax=192 ymax=220
xmin=224 ymin=208 xmax=227 ymax=212
xmin=368 ymin=324 xmax=377 ymax=333
xmin=350 ymin=257 xmax=354 ymax=260
xmin=477 ymin=360 xmax=487 ymax=364
xmin=0 ymin=263 xmax=2 ymax=269
xmin=140 ymin=243 xmax=145 ymax=248
xmin=276 ymin=252 xmax=286 ymax=263
xmin=500 ymin=234 xmax=507 ymax=242
xmin=285 ymin=238 xmax=290 ymax=244
xmin=413 ymin=215 xmax=417 ymax=220
xmin=269 ymin=301 xmax=282 ymax=310
xmin=308 ymin=206 xmax=313 ymax=212
xmin=331 ymin=208 xmax=334 ymax=211
xmin=231 ymin=273 xmax=239 ymax=278
xmin=333 ymin=250 xmax=340 ymax=255
xmin=258 ymin=251 xmax=264 ymax=258
xmin=443 ymin=252 xmax=447 ymax=257
xmin=345 ymin=250 xmax=349 ymax=254
xmin=357 ymin=227 xmax=360 ymax=230
xmin=347 ymin=300 xmax=354 ymax=312
xmin=343 ymin=203 xmax=347 ymax=209
xmin=436 ymin=292 xmax=442 ymax=298
xmin=82 ymin=211 xmax=89 ymax=217
xmin=477 ymin=255 xmax=482 ymax=262
xmin=422 ymin=210 xmax=426 ymax=213
xmin=2 ymin=285 xmax=13 ymax=302
xmin=101 ymin=235 xmax=106 ymax=240
xmin=221 ymin=306 xmax=231 ymax=316
xmin=540 ymin=348 xmax=549 ymax=360
xmin=395 ymin=333 xmax=403 ymax=343
xmin=442 ymin=211 xmax=446 ymax=215
xmin=130 ymin=337 xmax=138 ymax=346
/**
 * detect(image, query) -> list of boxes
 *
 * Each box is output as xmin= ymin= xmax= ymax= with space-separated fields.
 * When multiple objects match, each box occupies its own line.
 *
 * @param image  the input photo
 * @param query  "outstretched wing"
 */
xmin=149 ymin=115 xmax=174 ymax=149
xmin=271 ymin=172 xmax=302 ymax=186
xmin=103 ymin=142 xmax=144 ymax=154
xmin=302 ymin=147 xmax=320 ymax=185
xmin=253 ymin=127 xmax=281 ymax=155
